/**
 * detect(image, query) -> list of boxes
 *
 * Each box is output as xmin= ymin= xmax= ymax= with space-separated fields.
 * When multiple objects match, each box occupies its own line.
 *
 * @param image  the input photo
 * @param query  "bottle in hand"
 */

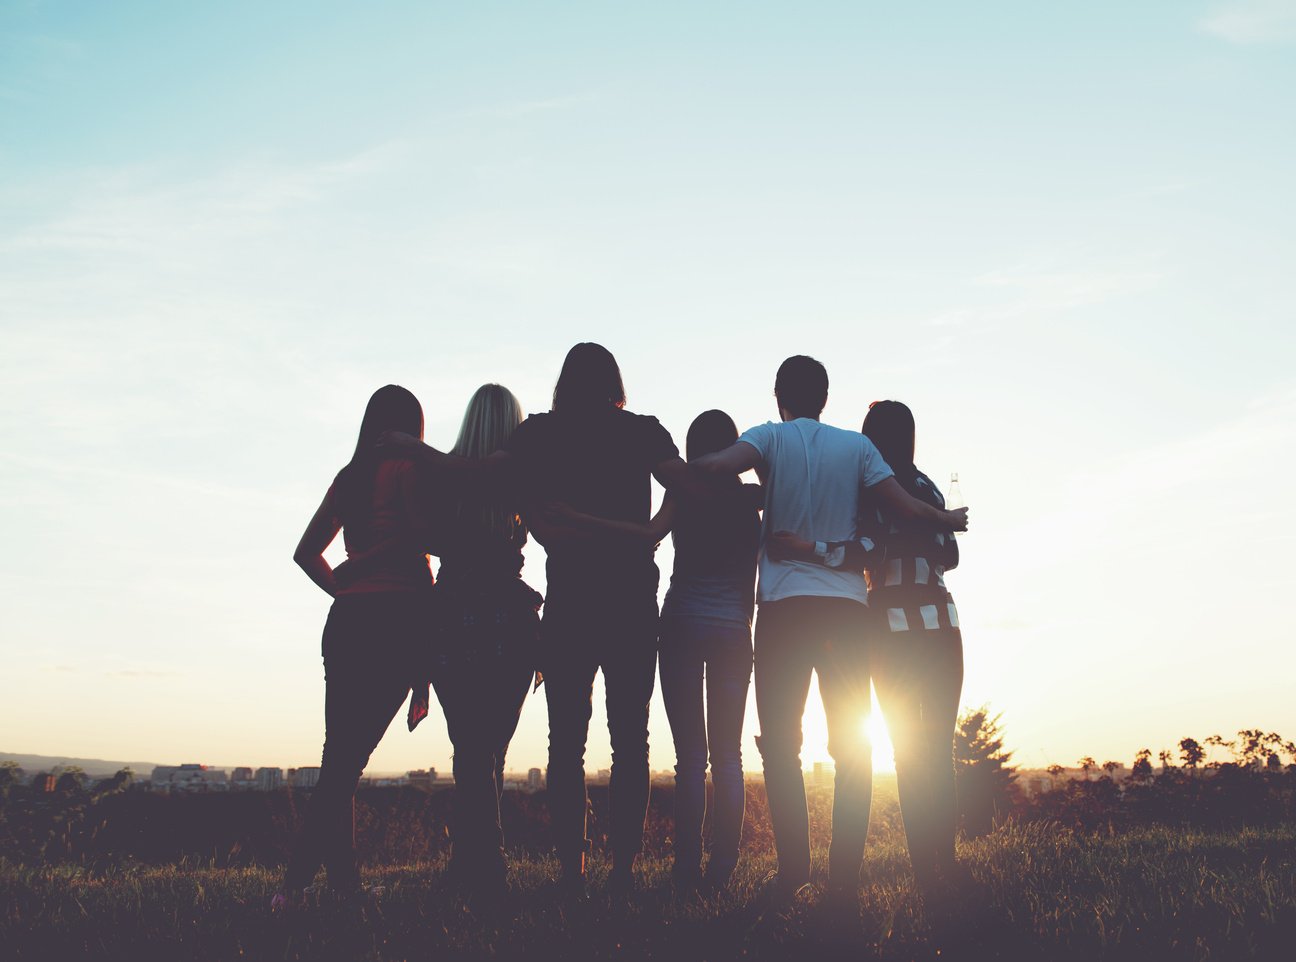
xmin=947 ymin=472 xmax=964 ymax=538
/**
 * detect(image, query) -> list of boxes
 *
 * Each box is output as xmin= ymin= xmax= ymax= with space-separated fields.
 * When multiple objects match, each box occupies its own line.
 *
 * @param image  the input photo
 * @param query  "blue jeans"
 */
xmin=658 ymin=616 xmax=753 ymax=881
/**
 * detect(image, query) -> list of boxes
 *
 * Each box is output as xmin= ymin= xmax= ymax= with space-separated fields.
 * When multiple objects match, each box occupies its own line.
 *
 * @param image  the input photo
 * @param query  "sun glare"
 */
xmin=797 ymin=681 xmax=896 ymax=774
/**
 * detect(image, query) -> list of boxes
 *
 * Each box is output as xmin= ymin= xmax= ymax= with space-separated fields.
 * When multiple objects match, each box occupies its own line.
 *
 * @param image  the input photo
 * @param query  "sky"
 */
xmin=2 ymin=0 xmax=1294 ymax=778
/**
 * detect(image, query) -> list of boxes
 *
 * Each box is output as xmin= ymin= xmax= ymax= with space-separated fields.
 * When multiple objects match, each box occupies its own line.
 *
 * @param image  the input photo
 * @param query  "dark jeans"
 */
xmin=284 ymin=593 xmax=426 ymax=892
xmin=753 ymin=596 xmax=872 ymax=887
xmin=871 ymin=625 xmax=964 ymax=881
xmin=540 ymin=589 xmax=659 ymax=876
xmin=658 ymin=616 xmax=752 ymax=881
xmin=431 ymin=649 xmax=534 ymax=886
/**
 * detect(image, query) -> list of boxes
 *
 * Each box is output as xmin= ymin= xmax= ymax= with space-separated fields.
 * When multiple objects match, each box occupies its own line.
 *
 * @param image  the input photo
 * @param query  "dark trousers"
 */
xmin=431 ymin=650 xmax=534 ymax=886
xmin=753 ymin=596 xmax=872 ymax=886
xmin=284 ymin=594 xmax=424 ymax=892
xmin=541 ymin=590 xmax=659 ymax=875
xmin=658 ymin=617 xmax=752 ymax=880
xmin=871 ymin=625 xmax=963 ymax=881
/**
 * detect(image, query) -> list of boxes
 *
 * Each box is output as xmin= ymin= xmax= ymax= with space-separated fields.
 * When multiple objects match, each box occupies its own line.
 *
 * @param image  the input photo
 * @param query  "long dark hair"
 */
xmin=862 ymin=400 xmax=918 ymax=492
xmin=334 ymin=385 xmax=424 ymax=527
xmin=686 ymin=409 xmax=739 ymax=461
xmin=551 ymin=342 xmax=626 ymax=414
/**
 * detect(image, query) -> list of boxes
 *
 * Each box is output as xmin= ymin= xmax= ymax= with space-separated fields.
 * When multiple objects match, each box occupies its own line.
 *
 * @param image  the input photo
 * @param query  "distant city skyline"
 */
xmin=3 ymin=1 xmax=1294 ymax=776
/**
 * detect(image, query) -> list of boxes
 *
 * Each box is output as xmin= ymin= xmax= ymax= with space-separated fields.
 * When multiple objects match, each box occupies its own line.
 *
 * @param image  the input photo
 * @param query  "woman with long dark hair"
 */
xmin=549 ymin=409 xmax=761 ymax=895
xmin=379 ymin=343 xmax=694 ymax=897
xmin=861 ymin=400 xmax=963 ymax=891
xmin=273 ymin=385 xmax=434 ymax=906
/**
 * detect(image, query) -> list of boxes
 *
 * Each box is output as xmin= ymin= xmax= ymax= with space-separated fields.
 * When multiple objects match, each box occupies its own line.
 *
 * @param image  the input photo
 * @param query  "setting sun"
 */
xmin=796 ymin=682 xmax=896 ymax=774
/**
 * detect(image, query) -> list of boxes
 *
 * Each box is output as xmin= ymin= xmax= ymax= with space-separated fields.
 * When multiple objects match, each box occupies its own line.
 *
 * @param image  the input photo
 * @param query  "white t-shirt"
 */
xmin=738 ymin=418 xmax=894 ymax=606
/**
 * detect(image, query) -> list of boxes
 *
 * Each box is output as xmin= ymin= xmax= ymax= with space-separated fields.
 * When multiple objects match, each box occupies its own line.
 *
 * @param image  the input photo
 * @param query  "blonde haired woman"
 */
xmin=430 ymin=383 xmax=541 ymax=902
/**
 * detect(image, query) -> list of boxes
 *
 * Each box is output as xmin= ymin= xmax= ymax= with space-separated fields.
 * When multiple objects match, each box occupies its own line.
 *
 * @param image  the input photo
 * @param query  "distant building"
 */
xmin=407 ymin=769 xmax=438 ymax=790
xmin=812 ymin=761 xmax=834 ymax=788
xmin=527 ymin=768 xmax=543 ymax=791
xmin=254 ymin=767 xmax=284 ymax=791
xmin=290 ymin=767 xmax=321 ymax=789
xmin=150 ymin=764 xmax=228 ymax=793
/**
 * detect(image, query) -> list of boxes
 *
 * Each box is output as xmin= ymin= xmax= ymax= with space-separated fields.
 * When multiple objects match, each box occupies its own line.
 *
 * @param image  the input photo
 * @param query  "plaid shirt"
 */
xmin=817 ymin=470 xmax=960 ymax=635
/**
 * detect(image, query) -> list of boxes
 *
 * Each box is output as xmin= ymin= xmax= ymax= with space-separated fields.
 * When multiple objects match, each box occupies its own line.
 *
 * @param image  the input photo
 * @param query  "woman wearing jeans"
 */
xmin=550 ymin=409 xmax=761 ymax=894
xmin=428 ymin=383 xmax=539 ymax=901
xmin=275 ymin=385 xmax=434 ymax=906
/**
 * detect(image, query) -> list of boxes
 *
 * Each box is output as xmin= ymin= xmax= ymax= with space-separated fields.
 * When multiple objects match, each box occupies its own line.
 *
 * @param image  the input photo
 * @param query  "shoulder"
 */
xmin=507 ymin=412 xmax=551 ymax=449
xmin=738 ymin=420 xmax=780 ymax=444
xmin=621 ymin=409 xmax=678 ymax=450
xmin=619 ymin=409 xmax=667 ymax=431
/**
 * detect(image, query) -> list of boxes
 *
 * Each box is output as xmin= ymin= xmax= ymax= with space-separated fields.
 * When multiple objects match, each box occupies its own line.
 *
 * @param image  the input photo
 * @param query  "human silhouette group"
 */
xmin=274 ymin=344 xmax=969 ymax=913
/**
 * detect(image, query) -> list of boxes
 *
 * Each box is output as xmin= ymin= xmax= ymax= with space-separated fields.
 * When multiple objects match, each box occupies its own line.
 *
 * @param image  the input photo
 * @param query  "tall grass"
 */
xmin=3 ymin=822 xmax=1294 ymax=961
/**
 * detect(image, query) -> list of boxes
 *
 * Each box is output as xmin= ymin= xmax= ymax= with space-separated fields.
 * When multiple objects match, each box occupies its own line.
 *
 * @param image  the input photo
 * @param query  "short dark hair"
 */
xmin=552 ymin=342 xmax=627 ymax=413
xmin=774 ymin=355 xmax=828 ymax=418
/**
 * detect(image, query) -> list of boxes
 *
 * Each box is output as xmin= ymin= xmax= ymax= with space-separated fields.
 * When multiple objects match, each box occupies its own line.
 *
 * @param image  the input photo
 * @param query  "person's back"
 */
xmin=508 ymin=406 xmax=676 ymax=596
xmin=334 ymin=458 xmax=434 ymax=596
xmin=499 ymin=342 xmax=682 ymax=895
xmin=740 ymin=418 xmax=891 ymax=605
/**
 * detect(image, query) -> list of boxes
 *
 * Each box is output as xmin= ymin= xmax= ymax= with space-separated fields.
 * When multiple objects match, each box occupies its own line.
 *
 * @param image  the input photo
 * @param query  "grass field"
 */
xmin=4 ymin=822 xmax=1296 ymax=961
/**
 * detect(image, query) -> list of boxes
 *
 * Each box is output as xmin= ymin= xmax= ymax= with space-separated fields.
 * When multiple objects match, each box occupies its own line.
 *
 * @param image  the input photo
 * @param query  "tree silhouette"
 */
xmin=953 ymin=706 xmax=1019 ymax=837
xmin=1078 ymin=756 xmax=1097 ymax=778
xmin=1131 ymin=749 xmax=1153 ymax=782
xmin=1178 ymin=738 xmax=1205 ymax=770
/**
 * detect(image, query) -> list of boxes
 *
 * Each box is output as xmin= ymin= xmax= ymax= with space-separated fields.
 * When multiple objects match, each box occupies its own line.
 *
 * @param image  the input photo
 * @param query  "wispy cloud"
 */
xmin=1198 ymin=0 xmax=1296 ymax=44
xmin=925 ymin=260 xmax=1163 ymax=328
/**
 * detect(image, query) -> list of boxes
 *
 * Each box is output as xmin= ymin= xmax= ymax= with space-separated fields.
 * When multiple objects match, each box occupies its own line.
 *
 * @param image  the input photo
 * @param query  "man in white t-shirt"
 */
xmin=693 ymin=355 xmax=967 ymax=904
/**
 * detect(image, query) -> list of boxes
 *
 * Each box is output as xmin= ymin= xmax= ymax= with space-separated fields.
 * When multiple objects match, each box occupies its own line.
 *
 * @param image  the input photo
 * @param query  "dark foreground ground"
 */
xmin=3 ymin=823 xmax=1295 ymax=962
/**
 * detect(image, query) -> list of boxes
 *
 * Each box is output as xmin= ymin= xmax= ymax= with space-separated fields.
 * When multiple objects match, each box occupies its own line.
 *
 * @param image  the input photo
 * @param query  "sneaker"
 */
xmin=269 ymin=891 xmax=295 ymax=912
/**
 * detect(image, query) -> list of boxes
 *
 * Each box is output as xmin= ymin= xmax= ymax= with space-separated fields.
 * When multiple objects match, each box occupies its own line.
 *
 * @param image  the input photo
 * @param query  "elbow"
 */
xmin=292 ymin=549 xmax=313 ymax=569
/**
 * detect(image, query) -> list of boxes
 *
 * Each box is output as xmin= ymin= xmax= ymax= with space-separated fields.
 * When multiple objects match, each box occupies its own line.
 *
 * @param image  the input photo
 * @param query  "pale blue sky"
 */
xmin=2 ymin=0 xmax=1294 ymax=775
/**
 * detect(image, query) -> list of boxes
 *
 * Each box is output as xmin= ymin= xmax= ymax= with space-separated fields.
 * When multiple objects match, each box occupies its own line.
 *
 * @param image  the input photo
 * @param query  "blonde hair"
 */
xmin=451 ymin=383 xmax=525 ymax=538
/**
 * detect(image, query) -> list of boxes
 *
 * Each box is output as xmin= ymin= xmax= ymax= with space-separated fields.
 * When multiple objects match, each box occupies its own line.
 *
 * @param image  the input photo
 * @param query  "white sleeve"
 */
xmin=737 ymin=422 xmax=776 ymax=462
xmin=859 ymin=435 xmax=895 ymax=489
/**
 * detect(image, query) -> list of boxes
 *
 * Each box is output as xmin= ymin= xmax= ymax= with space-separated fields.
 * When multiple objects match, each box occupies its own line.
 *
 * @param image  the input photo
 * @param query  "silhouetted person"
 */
xmin=547 ymin=410 xmax=761 ymax=895
xmin=276 ymin=385 xmax=434 ymax=906
xmin=692 ymin=356 xmax=967 ymax=906
xmin=862 ymin=400 xmax=963 ymax=891
xmin=428 ymin=384 xmax=540 ymax=899
xmin=335 ymin=384 xmax=540 ymax=901
xmin=382 ymin=344 xmax=693 ymax=896
xmin=510 ymin=344 xmax=691 ymax=896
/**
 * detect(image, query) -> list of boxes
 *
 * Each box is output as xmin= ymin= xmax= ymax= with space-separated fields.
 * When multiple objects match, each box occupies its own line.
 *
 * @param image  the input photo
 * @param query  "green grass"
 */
xmin=3 ymin=823 xmax=1295 ymax=961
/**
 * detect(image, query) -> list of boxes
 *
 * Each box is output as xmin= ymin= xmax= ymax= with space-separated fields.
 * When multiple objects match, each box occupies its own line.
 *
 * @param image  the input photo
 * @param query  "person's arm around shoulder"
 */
xmin=293 ymin=487 xmax=342 ymax=597
xmin=868 ymin=478 xmax=968 ymax=531
xmin=858 ymin=434 xmax=967 ymax=531
xmin=542 ymin=493 xmax=679 ymax=546
xmin=379 ymin=432 xmax=513 ymax=482
xmin=766 ymin=531 xmax=883 ymax=573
